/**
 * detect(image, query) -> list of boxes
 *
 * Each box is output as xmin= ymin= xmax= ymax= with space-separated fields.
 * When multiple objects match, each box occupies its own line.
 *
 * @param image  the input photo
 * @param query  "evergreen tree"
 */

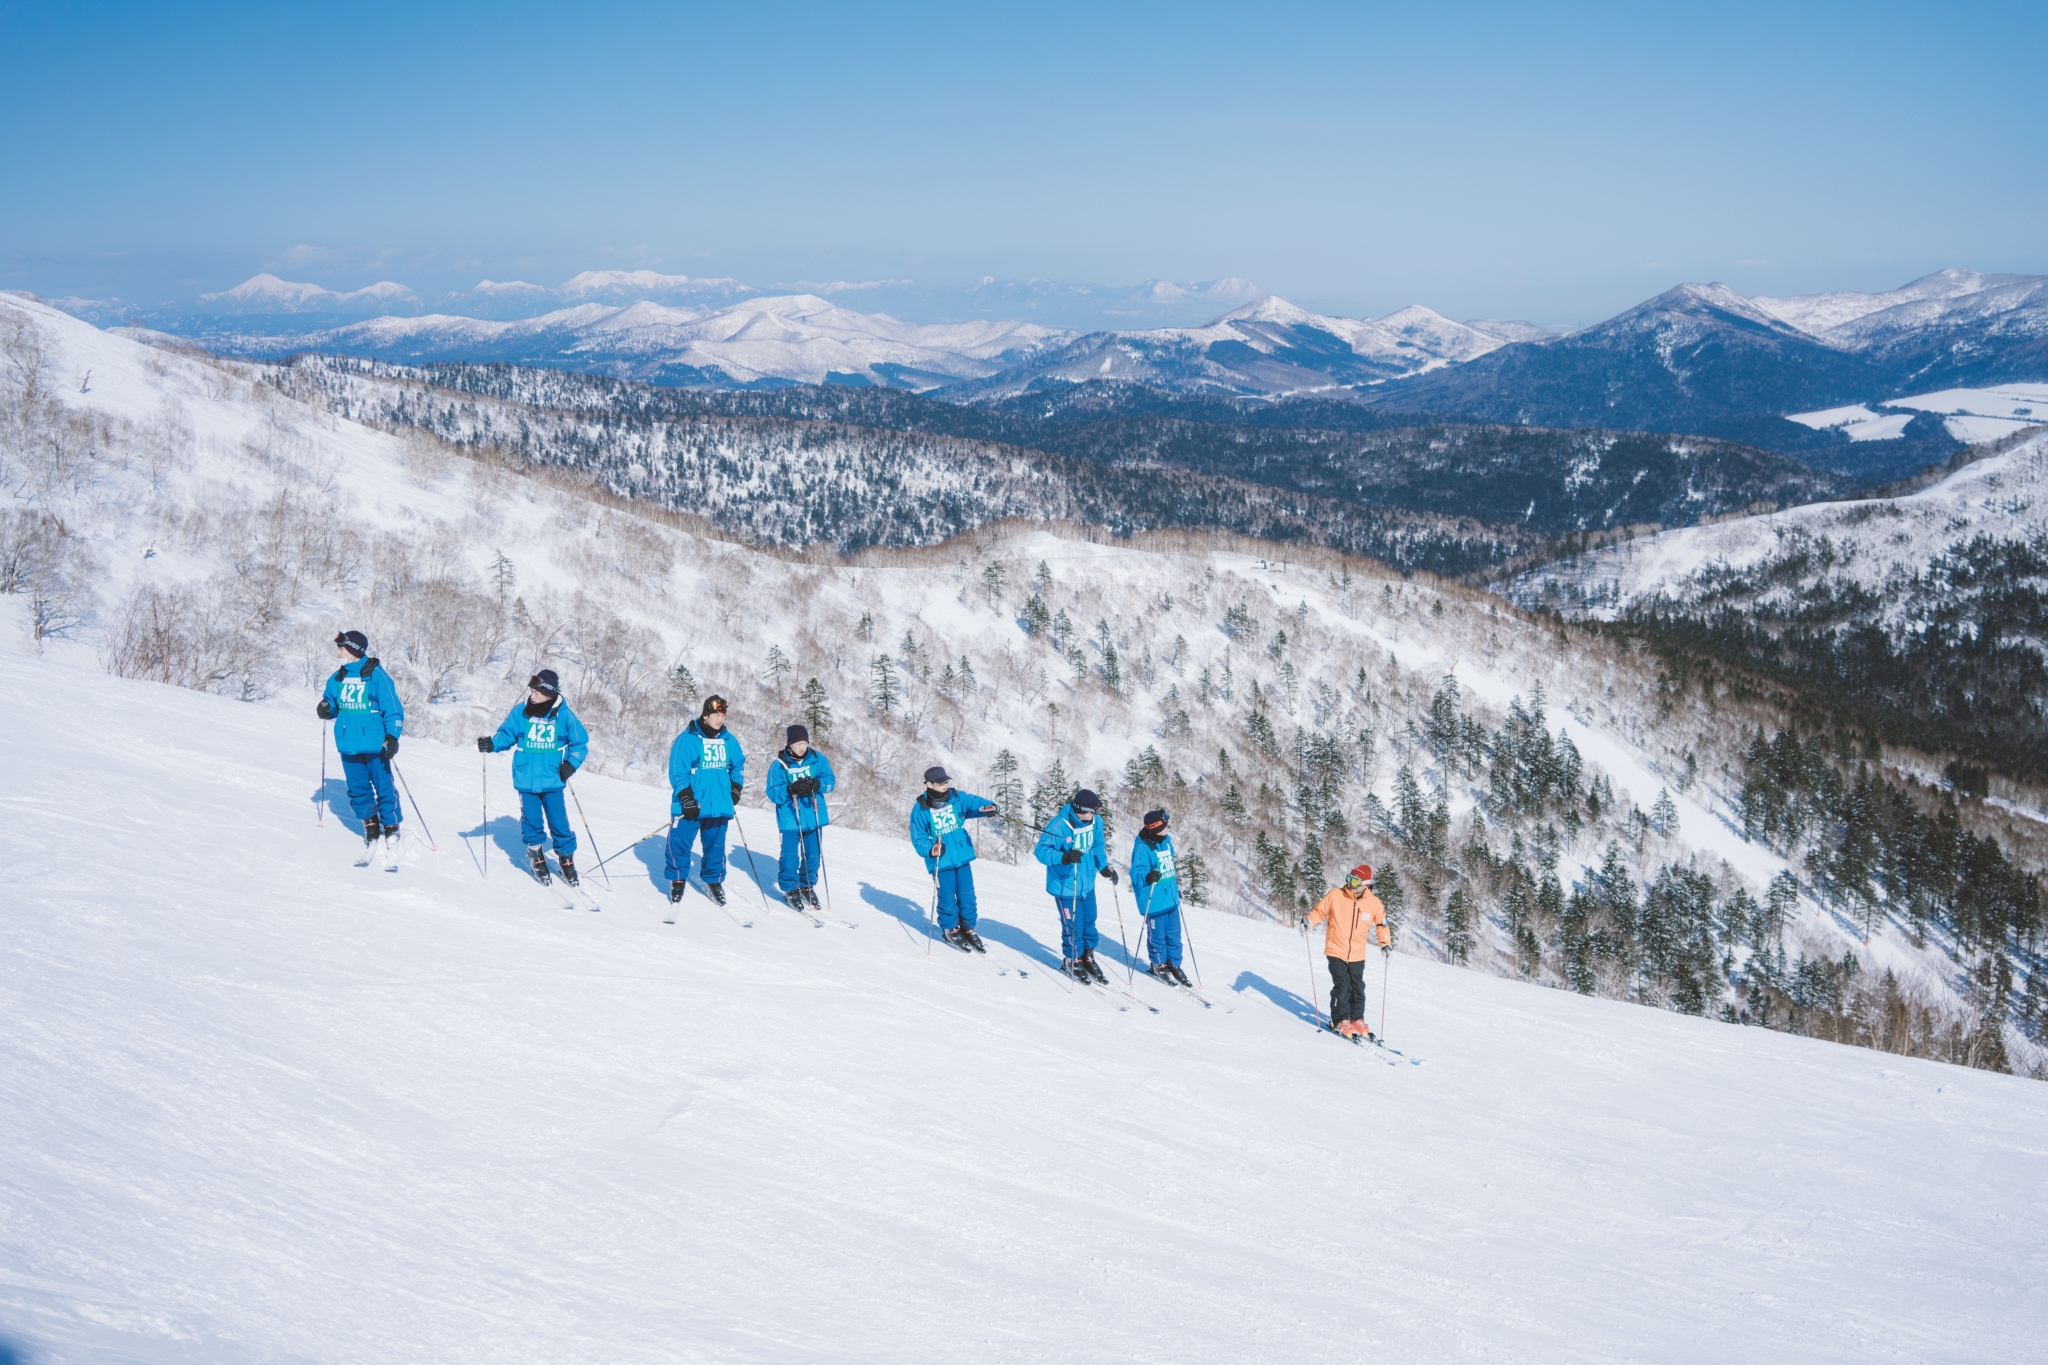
xmin=1377 ymin=863 xmax=1406 ymax=944
xmin=799 ymin=677 xmax=832 ymax=737
xmin=668 ymin=662 xmax=700 ymax=709
xmin=869 ymin=654 xmax=898 ymax=716
xmin=763 ymin=645 xmax=792 ymax=688
xmin=1445 ymin=886 xmax=1474 ymax=964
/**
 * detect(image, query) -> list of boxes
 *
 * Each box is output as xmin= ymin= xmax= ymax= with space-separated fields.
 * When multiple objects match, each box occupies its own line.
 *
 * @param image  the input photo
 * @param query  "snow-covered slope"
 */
xmin=1512 ymin=429 xmax=2048 ymax=617
xmin=4 ymin=639 xmax=2044 ymax=1365
xmin=1786 ymin=382 xmax=2048 ymax=444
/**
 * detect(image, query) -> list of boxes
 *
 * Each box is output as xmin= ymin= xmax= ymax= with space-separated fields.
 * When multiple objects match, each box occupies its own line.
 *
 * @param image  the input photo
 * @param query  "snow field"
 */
xmin=3 ymin=642 xmax=2047 ymax=1364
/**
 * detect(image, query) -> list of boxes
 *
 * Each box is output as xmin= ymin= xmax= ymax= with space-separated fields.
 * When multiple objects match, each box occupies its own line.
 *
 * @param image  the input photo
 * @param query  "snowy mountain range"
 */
xmin=193 ymin=294 xmax=1067 ymax=389
xmin=31 ymin=266 xmax=2048 ymax=475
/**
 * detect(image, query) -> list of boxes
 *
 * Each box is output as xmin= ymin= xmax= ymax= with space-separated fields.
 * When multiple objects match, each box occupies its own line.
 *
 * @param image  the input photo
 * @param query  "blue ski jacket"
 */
xmin=322 ymin=658 xmax=405 ymax=756
xmin=488 ymin=698 xmax=590 ymax=793
xmin=909 ymin=790 xmax=995 ymax=872
xmin=1034 ymin=802 xmax=1109 ymax=897
xmin=766 ymin=748 xmax=836 ymax=832
xmin=669 ymin=720 xmax=746 ymax=819
xmin=1131 ymin=834 xmax=1182 ymax=917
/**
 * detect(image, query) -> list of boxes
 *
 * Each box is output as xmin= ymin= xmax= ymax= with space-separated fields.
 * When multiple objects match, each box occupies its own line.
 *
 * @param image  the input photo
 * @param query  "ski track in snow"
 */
xmin=2 ymin=644 xmax=2045 ymax=1365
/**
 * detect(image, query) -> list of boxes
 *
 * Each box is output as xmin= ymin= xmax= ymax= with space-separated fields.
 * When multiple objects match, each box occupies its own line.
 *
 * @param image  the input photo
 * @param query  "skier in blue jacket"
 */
xmin=765 ymin=723 xmax=835 ymax=910
xmin=477 ymin=669 xmax=590 ymax=887
xmin=1034 ymin=788 xmax=1118 ymax=983
xmin=316 ymin=629 xmax=405 ymax=859
xmin=909 ymin=765 xmax=998 ymax=952
xmin=665 ymin=695 xmax=746 ymax=907
xmin=1130 ymin=808 xmax=1190 ymax=986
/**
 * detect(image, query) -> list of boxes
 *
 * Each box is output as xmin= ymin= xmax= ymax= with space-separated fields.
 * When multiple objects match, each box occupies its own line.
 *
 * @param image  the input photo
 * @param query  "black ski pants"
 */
xmin=1327 ymin=956 xmax=1366 ymax=1024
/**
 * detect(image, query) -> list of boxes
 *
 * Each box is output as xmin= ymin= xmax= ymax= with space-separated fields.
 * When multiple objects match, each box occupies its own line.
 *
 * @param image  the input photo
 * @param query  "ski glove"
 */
xmin=788 ymin=776 xmax=820 ymax=798
xmin=977 ymin=805 xmax=998 ymax=817
xmin=678 ymin=791 xmax=701 ymax=820
xmin=476 ymin=736 xmax=494 ymax=753
xmin=1060 ymin=849 xmax=1083 ymax=864
xmin=382 ymin=735 xmax=400 ymax=760
xmin=558 ymin=760 xmax=576 ymax=782
xmin=731 ymin=780 xmax=744 ymax=801
xmin=1100 ymin=866 xmax=1118 ymax=884
xmin=316 ymin=698 xmax=337 ymax=720
xmin=1144 ymin=870 xmax=1162 ymax=885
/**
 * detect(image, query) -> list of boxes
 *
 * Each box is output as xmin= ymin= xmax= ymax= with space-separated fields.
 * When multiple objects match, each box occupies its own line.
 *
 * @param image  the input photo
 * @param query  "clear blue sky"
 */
xmin=3 ymin=0 xmax=2043 ymax=323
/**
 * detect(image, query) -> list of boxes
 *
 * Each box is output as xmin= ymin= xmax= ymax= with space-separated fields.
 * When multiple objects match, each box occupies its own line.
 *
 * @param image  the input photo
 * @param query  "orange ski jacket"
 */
xmin=1308 ymin=886 xmax=1389 ymax=961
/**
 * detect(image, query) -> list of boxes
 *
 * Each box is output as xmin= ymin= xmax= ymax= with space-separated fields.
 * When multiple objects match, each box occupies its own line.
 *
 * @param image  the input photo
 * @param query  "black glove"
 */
xmin=316 ymin=698 xmax=336 ymax=720
xmin=977 ymin=805 xmax=998 ymax=817
xmin=1100 ymin=866 xmax=1119 ymax=884
xmin=1145 ymin=870 xmax=1162 ymax=885
xmin=558 ymin=760 xmax=576 ymax=782
xmin=731 ymin=780 xmax=744 ymax=801
xmin=1061 ymin=849 xmax=1083 ymax=864
xmin=476 ymin=736 xmax=493 ymax=753
xmin=789 ymin=776 xmax=820 ymax=798
xmin=381 ymin=735 xmax=399 ymax=760
xmin=678 ymin=791 xmax=701 ymax=820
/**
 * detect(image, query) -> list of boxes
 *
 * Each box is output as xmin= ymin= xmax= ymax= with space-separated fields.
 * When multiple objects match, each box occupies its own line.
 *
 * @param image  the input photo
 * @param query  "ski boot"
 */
xmin=1063 ymin=957 xmax=1090 ymax=982
xmin=669 ymin=880 xmax=687 ymax=904
xmin=960 ymin=926 xmax=986 ymax=953
xmin=798 ymin=886 xmax=821 ymax=911
xmin=942 ymin=926 xmax=973 ymax=952
xmin=707 ymin=882 xmax=727 ymax=907
xmin=526 ymin=845 xmax=552 ymax=885
xmin=1082 ymin=953 xmax=1109 ymax=985
xmin=362 ymin=818 xmax=382 ymax=851
xmin=1149 ymin=963 xmax=1175 ymax=982
xmin=558 ymin=854 xmax=580 ymax=888
xmin=382 ymin=823 xmax=402 ymax=864
xmin=1169 ymin=964 xmax=1192 ymax=988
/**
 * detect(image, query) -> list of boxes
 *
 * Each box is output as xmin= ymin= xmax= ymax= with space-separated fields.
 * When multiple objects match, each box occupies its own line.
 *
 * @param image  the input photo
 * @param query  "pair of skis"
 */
xmin=353 ymin=832 xmax=404 ymax=874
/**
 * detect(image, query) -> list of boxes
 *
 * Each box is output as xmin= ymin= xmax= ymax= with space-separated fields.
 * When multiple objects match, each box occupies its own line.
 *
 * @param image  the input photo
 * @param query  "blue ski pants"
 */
xmin=934 ymin=864 xmax=979 ymax=931
xmin=519 ymin=789 xmax=576 ymax=856
xmin=1145 ymin=907 xmax=1183 ymax=967
xmin=341 ymin=753 xmax=401 ymax=828
xmin=1056 ymin=890 xmax=1100 ymax=960
xmin=666 ymin=815 xmax=728 ymax=885
xmin=778 ymin=828 xmax=821 ymax=892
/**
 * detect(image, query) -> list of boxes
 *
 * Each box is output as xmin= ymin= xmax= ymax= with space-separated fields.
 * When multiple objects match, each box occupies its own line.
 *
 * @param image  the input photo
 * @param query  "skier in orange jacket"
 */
xmin=1307 ymin=864 xmax=1390 ymax=1041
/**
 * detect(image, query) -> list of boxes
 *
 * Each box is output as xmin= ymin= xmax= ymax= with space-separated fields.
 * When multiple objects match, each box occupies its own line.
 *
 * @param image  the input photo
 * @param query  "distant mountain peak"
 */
xmin=199 ymin=274 xmax=419 ymax=311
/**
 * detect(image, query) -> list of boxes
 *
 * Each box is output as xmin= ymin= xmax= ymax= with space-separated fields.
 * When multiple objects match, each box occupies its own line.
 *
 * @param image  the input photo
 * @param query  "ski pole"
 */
xmin=1380 ymin=948 xmax=1391 ymax=1040
xmin=592 ymin=820 xmax=672 ymax=874
xmin=1181 ymin=905 xmax=1203 ymax=990
xmin=566 ymin=782 xmax=612 ymax=890
xmin=392 ymin=760 xmax=439 ymax=851
xmin=1110 ymin=877 xmax=1136 ymax=987
xmin=928 ymin=871 xmax=942 ymax=955
xmin=1303 ymin=918 xmax=1322 ymax=1029
xmin=479 ymin=751 xmax=490 ymax=879
xmin=809 ymin=795 xmax=837 ymax=913
xmin=318 ymin=722 xmax=328 ymax=826
xmin=729 ymin=809 xmax=774 ymax=916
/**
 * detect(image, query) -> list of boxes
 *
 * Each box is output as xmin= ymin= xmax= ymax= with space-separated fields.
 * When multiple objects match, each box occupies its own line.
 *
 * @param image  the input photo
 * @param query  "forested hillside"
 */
xmin=270 ymin=356 xmax=1845 ymax=563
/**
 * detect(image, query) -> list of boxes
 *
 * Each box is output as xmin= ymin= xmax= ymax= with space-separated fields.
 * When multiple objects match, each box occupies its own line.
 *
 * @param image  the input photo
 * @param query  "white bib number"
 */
xmin=701 ymin=736 xmax=728 ymax=767
xmin=339 ymin=678 xmax=368 ymax=710
xmin=525 ymin=718 xmax=557 ymax=750
xmin=1156 ymin=849 xmax=1177 ymax=880
xmin=930 ymin=806 xmax=960 ymax=835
